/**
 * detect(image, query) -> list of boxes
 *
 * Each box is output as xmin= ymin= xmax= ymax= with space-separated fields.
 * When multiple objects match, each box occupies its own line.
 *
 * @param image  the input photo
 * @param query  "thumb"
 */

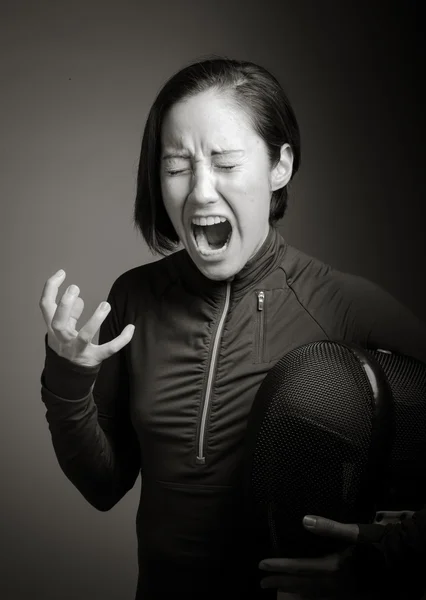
xmin=303 ymin=515 xmax=359 ymax=543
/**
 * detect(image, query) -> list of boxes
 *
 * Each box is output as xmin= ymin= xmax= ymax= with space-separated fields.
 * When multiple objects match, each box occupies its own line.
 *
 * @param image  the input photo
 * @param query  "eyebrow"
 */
xmin=161 ymin=149 xmax=244 ymax=160
xmin=162 ymin=150 xmax=191 ymax=160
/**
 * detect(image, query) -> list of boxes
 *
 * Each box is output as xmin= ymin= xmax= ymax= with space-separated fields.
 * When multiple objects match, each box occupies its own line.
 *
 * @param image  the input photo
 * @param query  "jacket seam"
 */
xmin=278 ymin=265 xmax=331 ymax=340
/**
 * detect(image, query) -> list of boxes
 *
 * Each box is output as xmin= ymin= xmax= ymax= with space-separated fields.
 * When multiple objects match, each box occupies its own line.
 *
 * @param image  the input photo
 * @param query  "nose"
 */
xmin=188 ymin=165 xmax=219 ymax=206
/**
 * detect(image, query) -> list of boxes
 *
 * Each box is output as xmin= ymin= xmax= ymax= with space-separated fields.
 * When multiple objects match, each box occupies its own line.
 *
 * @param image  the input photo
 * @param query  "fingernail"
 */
xmin=303 ymin=516 xmax=316 ymax=527
xmin=67 ymin=285 xmax=78 ymax=294
xmin=100 ymin=302 xmax=109 ymax=310
xmin=57 ymin=269 xmax=65 ymax=277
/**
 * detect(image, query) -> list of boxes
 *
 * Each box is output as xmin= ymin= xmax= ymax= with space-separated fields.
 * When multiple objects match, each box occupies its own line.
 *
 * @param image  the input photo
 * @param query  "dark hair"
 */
xmin=134 ymin=57 xmax=301 ymax=254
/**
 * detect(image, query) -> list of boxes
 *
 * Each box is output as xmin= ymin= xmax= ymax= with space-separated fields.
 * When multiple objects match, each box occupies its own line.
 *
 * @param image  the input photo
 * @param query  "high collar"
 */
xmin=174 ymin=226 xmax=287 ymax=300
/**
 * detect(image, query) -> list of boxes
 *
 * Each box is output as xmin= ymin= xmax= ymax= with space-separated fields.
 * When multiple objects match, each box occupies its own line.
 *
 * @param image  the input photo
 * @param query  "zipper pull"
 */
xmin=257 ymin=290 xmax=265 ymax=311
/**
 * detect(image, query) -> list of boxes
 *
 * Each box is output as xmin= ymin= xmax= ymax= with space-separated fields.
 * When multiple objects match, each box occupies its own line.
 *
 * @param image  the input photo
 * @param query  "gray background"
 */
xmin=1 ymin=0 xmax=424 ymax=598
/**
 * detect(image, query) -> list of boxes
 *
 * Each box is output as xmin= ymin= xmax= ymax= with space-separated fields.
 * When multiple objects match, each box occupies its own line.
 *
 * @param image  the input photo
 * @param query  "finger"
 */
xmin=39 ymin=269 xmax=66 ymax=326
xmin=278 ymin=595 xmax=306 ymax=600
xmin=96 ymin=324 xmax=135 ymax=361
xmin=50 ymin=284 xmax=81 ymax=340
xmin=303 ymin=516 xmax=359 ymax=543
xmin=261 ymin=574 xmax=336 ymax=595
xmin=69 ymin=296 xmax=84 ymax=333
xmin=259 ymin=554 xmax=340 ymax=575
xmin=74 ymin=301 xmax=112 ymax=347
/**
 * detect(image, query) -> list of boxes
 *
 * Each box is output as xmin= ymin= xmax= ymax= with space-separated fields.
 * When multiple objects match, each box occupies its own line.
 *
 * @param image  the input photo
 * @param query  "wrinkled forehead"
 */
xmin=160 ymin=89 xmax=257 ymax=153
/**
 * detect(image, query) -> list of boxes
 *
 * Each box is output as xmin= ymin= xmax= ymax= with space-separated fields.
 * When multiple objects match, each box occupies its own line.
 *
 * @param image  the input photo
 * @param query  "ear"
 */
xmin=270 ymin=143 xmax=294 ymax=191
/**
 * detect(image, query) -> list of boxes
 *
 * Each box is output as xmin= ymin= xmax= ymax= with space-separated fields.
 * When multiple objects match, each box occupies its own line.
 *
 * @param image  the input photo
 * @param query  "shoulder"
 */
xmin=281 ymin=244 xmax=393 ymax=303
xmin=107 ymin=250 xmax=184 ymax=302
xmin=280 ymin=245 xmax=426 ymax=361
xmin=280 ymin=244 xmax=366 ymax=305
xmin=280 ymin=244 xmax=410 ymax=330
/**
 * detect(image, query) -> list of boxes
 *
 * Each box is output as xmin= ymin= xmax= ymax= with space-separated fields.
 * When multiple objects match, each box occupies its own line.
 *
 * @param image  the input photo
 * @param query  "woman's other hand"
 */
xmin=39 ymin=269 xmax=135 ymax=367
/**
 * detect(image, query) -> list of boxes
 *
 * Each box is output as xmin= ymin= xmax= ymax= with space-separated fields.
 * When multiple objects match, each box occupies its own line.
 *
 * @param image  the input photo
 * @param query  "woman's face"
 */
xmin=160 ymin=89 xmax=285 ymax=281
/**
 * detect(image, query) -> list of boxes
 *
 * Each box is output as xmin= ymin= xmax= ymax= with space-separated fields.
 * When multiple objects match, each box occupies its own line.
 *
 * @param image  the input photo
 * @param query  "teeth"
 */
xmin=192 ymin=216 xmax=227 ymax=226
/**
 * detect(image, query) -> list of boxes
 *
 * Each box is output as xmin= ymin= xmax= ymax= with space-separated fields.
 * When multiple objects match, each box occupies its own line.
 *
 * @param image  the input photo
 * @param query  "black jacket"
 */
xmin=41 ymin=227 xmax=426 ymax=598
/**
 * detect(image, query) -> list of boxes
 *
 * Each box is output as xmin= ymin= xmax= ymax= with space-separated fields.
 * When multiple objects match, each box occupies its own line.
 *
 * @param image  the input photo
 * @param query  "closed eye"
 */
xmin=166 ymin=165 xmax=237 ymax=175
xmin=166 ymin=169 xmax=190 ymax=176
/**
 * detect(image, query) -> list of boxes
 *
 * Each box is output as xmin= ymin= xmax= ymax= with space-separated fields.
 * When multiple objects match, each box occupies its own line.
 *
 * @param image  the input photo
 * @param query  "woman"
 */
xmin=39 ymin=58 xmax=426 ymax=599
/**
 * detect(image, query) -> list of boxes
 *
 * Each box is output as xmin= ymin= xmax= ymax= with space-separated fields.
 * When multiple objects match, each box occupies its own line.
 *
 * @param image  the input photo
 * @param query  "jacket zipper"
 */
xmin=256 ymin=290 xmax=265 ymax=363
xmin=196 ymin=281 xmax=232 ymax=465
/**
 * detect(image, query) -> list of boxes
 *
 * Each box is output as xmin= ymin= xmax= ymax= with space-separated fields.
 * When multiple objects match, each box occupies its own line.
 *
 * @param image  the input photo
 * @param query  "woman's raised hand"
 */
xmin=39 ymin=269 xmax=135 ymax=368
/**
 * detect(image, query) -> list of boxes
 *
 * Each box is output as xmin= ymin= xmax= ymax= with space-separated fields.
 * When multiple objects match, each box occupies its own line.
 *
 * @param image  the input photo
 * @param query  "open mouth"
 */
xmin=191 ymin=216 xmax=232 ymax=256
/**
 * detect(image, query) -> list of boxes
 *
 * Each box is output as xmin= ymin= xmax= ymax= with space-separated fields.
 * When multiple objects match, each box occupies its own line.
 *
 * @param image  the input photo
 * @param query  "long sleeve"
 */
xmin=40 ymin=279 xmax=141 ymax=511
xmin=335 ymin=274 xmax=426 ymax=365
xmin=328 ymin=276 xmax=426 ymax=596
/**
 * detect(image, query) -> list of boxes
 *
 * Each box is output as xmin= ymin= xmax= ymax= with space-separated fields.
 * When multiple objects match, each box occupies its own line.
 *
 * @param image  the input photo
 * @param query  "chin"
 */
xmin=195 ymin=258 xmax=241 ymax=282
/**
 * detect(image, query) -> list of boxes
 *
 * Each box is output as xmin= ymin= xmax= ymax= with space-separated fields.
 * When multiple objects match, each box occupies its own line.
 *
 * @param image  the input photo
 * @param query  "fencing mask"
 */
xmin=243 ymin=341 xmax=426 ymax=560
